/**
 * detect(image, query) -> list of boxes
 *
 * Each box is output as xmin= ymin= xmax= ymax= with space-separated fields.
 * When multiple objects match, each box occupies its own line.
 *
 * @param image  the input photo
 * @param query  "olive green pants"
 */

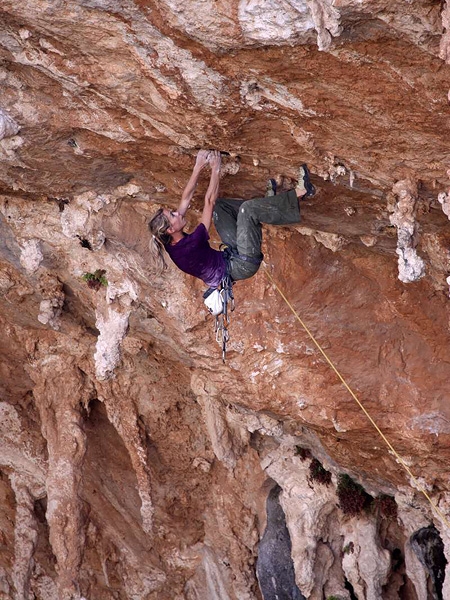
xmin=212 ymin=190 xmax=300 ymax=281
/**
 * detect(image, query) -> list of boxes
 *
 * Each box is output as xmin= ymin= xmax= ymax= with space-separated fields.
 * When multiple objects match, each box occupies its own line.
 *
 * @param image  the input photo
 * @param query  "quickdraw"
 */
xmin=214 ymin=273 xmax=234 ymax=362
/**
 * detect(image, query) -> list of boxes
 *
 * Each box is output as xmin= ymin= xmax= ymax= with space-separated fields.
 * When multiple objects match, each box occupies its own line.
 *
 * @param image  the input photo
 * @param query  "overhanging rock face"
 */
xmin=1 ymin=1 xmax=450 ymax=599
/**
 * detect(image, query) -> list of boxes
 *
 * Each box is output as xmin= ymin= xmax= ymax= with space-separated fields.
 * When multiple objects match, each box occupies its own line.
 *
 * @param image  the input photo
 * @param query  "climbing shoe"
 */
xmin=297 ymin=164 xmax=315 ymax=198
xmin=265 ymin=178 xmax=277 ymax=197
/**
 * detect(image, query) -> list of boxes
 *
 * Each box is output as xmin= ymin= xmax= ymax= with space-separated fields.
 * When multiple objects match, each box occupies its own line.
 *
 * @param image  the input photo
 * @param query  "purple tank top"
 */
xmin=165 ymin=223 xmax=226 ymax=287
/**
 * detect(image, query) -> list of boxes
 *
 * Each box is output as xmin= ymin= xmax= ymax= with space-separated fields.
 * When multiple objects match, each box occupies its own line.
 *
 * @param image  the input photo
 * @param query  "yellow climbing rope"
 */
xmin=263 ymin=265 xmax=450 ymax=530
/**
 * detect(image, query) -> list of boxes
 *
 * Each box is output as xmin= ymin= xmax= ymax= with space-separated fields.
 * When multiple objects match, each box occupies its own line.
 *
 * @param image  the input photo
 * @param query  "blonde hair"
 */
xmin=148 ymin=208 xmax=172 ymax=272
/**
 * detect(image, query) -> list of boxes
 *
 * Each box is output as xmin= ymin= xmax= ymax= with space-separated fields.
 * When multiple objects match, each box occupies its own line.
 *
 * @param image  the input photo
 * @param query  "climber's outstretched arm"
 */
xmin=201 ymin=151 xmax=221 ymax=230
xmin=177 ymin=149 xmax=210 ymax=216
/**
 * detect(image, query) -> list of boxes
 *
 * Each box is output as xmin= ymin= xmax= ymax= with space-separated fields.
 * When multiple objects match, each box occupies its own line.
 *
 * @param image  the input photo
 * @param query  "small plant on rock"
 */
xmin=295 ymin=446 xmax=312 ymax=461
xmin=337 ymin=474 xmax=373 ymax=516
xmin=309 ymin=458 xmax=332 ymax=486
xmin=343 ymin=541 xmax=354 ymax=555
xmin=82 ymin=269 xmax=108 ymax=291
xmin=373 ymin=494 xmax=397 ymax=520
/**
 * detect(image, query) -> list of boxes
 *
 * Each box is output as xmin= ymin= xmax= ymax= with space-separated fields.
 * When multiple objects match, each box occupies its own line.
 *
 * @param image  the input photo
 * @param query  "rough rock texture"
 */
xmin=1 ymin=1 xmax=450 ymax=599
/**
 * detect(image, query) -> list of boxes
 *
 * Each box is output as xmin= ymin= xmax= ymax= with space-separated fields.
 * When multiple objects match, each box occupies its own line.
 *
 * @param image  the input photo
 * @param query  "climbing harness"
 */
xmin=263 ymin=264 xmax=450 ymax=530
xmin=204 ymin=246 xmax=262 ymax=362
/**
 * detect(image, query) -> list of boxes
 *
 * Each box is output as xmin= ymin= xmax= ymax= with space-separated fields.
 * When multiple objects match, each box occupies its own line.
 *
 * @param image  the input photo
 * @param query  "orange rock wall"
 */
xmin=1 ymin=1 xmax=450 ymax=598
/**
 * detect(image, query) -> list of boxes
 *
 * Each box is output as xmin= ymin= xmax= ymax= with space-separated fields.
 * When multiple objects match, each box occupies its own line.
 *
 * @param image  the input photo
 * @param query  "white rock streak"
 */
xmin=94 ymin=279 xmax=138 ymax=380
xmin=438 ymin=191 xmax=450 ymax=220
xmin=60 ymin=191 xmax=110 ymax=241
xmin=0 ymin=108 xmax=20 ymax=140
xmin=341 ymin=518 xmax=390 ymax=600
xmin=37 ymin=298 xmax=64 ymax=330
xmin=94 ymin=307 xmax=130 ymax=380
xmin=305 ymin=0 xmax=342 ymax=51
xmin=20 ymin=239 xmax=43 ymax=274
xmin=239 ymin=0 xmax=314 ymax=44
xmin=438 ymin=171 xmax=450 ymax=296
xmin=440 ymin=0 xmax=450 ymax=63
xmin=37 ymin=275 xmax=65 ymax=331
xmin=389 ymin=179 xmax=425 ymax=283
xmin=437 ymin=171 xmax=450 ymax=220
xmin=437 ymin=494 xmax=450 ymax=600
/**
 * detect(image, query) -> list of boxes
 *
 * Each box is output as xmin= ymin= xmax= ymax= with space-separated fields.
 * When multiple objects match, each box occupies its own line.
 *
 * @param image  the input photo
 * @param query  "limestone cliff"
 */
xmin=1 ymin=1 xmax=450 ymax=599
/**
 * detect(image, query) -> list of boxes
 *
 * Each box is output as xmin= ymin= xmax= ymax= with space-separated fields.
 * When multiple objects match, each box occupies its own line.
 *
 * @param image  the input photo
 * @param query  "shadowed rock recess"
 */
xmin=2 ymin=1 xmax=450 ymax=598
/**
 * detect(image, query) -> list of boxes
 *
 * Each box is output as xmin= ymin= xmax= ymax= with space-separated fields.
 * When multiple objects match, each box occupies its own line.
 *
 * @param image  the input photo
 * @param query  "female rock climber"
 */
xmin=148 ymin=149 xmax=315 ymax=289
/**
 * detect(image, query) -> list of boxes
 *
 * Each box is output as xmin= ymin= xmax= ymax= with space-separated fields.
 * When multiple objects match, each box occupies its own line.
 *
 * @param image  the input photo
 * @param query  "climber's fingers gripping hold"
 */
xmin=208 ymin=149 xmax=221 ymax=172
xmin=195 ymin=149 xmax=210 ymax=169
